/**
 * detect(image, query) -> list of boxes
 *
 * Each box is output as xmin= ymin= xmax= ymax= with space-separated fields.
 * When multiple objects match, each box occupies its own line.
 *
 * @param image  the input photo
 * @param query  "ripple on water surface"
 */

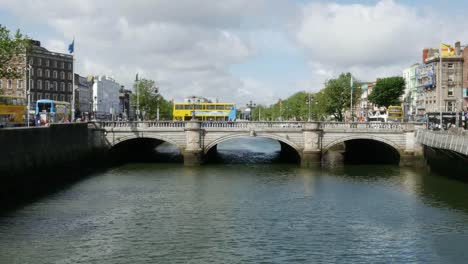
xmin=1 ymin=140 xmax=468 ymax=263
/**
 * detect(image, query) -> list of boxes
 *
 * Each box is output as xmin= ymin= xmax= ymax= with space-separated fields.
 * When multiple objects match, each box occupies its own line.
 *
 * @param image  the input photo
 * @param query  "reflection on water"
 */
xmin=1 ymin=138 xmax=468 ymax=263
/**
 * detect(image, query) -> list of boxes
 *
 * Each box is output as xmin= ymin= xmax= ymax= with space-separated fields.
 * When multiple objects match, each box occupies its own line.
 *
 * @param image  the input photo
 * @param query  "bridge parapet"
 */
xmin=416 ymin=129 xmax=468 ymax=156
xmin=320 ymin=122 xmax=420 ymax=132
xmin=97 ymin=121 xmax=186 ymax=130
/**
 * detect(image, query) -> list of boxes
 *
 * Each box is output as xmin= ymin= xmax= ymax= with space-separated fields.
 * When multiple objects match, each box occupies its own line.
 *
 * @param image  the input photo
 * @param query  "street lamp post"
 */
xmin=246 ymin=100 xmax=256 ymax=121
xmin=26 ymin=64 xmax=32 ymax=127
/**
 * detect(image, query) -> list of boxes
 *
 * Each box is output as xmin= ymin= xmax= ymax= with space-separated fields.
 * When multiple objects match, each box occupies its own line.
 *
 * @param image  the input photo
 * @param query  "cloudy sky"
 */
xmin=0 ymin=0 xmax=465 ymax=105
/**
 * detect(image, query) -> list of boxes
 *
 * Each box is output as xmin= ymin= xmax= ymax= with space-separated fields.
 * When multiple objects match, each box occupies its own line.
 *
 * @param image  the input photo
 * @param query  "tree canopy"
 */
xmin=368 ymin=76 xmax=405 ymax=108
xmin=0 ymin=24 xmax=30 ymax=79
xmin=250 ymin=91 xmax=313 ymax=121
xmin=131 ymin=78 xmax=172 ymax=120
xmin=314 ymin=72 xmax=361 ymax=121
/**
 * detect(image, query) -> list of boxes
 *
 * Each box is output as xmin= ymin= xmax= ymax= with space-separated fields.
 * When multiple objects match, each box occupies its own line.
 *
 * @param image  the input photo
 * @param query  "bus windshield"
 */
xmin=0 ymin=95 xmax=27 ymax=127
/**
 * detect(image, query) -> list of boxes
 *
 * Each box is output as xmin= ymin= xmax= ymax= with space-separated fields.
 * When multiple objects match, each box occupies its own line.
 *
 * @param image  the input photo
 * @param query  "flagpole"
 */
xmin=439 ymin=44 xmax=443 ymax=128
xmin=71 ymin=38 xmax=76 ymax=121
xmin=350 ymin=76 xmax=353 ymax=122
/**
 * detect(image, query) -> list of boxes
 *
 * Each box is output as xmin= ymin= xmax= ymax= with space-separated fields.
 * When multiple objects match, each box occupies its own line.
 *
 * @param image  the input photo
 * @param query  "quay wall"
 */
xmin=0 ymin=123 xmax=107 ymax=208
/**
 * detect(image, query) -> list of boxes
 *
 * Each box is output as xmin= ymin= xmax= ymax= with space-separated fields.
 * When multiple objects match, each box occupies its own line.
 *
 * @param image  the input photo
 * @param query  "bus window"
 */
xmin=38 ymin=102 xmax=52 ymax=113
xmin=216 ymin=105 xmax=224 ymax=110
xmin=206 ymin=105 xmax=215 ymax=110
xmin=194 ymin=105 xmax=202 ymax=109
xmin=225 ymin=105 xmax=233 ymax=110
xmin=175 ymin=104 xmax=184 ymax=110
xmin=184 ymin=105 xmax=193 ymax=110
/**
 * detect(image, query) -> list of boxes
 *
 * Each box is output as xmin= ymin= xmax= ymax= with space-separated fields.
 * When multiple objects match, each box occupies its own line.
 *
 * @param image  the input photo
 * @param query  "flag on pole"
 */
xmin=68 ymin=39 xmax=74 ymax=54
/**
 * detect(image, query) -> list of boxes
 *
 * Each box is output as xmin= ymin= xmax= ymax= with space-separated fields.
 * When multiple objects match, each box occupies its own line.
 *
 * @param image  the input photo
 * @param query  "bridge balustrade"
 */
xmin=201 ymin=121 xmax=305 ymax=129
xmin=417 ymin=129 xmax=468 ymax=156
xmin=319 ymin=122 xmax=414 ymax=131
xmin=96 ymin=121 xmax=421 ymax=132
xmin=97 ymin=121 xmax=186 ymax=128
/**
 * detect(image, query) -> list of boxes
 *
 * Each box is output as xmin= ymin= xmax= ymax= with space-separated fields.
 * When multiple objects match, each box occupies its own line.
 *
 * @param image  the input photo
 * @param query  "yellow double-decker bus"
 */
xmin=387 ymin=105 xmax=403 ymax=122
xmin=0 ymin=95 xmax=26 ymax=127
xmin=173 ymin=98 xmax=236 ymax=121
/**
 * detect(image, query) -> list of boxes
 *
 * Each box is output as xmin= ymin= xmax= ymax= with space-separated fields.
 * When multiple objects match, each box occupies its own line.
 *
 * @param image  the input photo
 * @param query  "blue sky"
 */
xmin=0 ymin=0 xmax=466 ymax=105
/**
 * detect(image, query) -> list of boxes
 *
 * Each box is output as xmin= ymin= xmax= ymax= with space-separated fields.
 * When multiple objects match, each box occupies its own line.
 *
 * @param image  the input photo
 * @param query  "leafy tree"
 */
xmin=314 ymin=72 xmax=361 ymax=121
xmin=131 ymin=78 xmax=172 ymax=120
xmin=0 ymin=24 xmax=30 ymax=79
xmin=368 ymin=76 xmax=405 ymax=108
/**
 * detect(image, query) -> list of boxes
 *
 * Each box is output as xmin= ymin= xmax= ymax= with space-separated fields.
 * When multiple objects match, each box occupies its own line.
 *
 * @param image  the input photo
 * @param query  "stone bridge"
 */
xmin=96 ymin=121 xmax=423 ymax=166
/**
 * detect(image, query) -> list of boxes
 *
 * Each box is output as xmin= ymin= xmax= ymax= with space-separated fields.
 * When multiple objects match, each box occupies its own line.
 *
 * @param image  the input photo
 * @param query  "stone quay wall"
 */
xmin=0 ymin=123 xmax=107 ymax=207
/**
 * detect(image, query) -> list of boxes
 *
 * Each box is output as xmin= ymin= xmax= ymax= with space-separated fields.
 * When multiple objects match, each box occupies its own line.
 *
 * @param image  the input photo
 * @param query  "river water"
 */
xmin=1 ymin=138 xmax=468 ymax=263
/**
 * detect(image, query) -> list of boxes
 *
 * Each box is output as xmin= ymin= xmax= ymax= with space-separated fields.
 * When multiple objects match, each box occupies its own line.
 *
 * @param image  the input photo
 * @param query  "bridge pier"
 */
xmin=183 ymin=121 xmax=203 ymax=166
xmin=302 ymin=122 xmax=322 ymax=167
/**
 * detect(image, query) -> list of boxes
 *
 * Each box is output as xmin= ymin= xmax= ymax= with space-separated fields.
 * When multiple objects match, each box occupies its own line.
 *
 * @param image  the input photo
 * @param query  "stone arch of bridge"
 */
xmin=108 ymin=133 xmax=184 ymax=153
xmin=203 ymin=133 xmax=302 ymax=156
xmin=322 ymin=135 xmax=403 ymax=155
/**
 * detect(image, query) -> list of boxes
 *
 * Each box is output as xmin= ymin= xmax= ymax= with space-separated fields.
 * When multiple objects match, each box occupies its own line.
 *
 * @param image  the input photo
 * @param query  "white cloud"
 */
xmin=0 ymin=0 xmax=293 ymax=103
xmin=293 ymin=0 xmax=449 ymax=85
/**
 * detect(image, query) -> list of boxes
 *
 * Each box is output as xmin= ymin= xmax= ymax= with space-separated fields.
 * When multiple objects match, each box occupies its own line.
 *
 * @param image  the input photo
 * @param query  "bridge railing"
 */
xmin=201 ymin=121 xmax=306 ymax=129
xmin=416 ymin=129 xmax=468 ymax=156
xmin=96 ymin=121 xmax=423 ymax=131
xmin=97 ymin=121 xmax=186 ymax=128
xmin=319 ymin=122 xmax=420 ymax=131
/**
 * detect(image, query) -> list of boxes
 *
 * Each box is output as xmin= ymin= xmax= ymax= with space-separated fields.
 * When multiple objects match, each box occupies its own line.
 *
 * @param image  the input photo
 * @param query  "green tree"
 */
xmin=367 ymin=76 xmax=405 ymax=108
xmin=314 ymin=73 xmax=361 ymax=121
xmin=131 ymin=78 xmax=172 ymax=120
xmin=0 ymin=24 xmax=30 ymax=79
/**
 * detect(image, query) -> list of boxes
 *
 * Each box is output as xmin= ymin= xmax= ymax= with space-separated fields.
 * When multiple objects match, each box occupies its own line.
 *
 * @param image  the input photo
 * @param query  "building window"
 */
xmin=31 ymin=92 xmax=35 ymax=101
xmin=68 ymin=72 xmax=72 ymax=80
xmin=18 ymin=80 xmax=23 ymax=89
xmin=53 ymin=71 xmax=58 ymax=78
xmin=61 ymin=82 xmax=65 ymax=91
xmin=448 ymin=74 xmax=454 ymax=82
xmin=448 ymin=87 xmax=454 ymax=96
xmin=45 ymin=81 xmax=50 ymax=90
xmin=61 ymin=62 xmax=65 ymax=69
xmin=447 ymin=101 xmax=455 ymax=111
xmin=54 ymin=81 xmax=58 ymax=91
xmin=30 ymin=80 xmax=34 ymax=89
xmin=448 ymin=63 xmax=454 ymax=69
xmin=7 ymin=80 xmax=12 ymax=89
xmin=53 ymin=94 xmax=58 ymax=101
xmin=17 ymin=67 xmax=23 ymax=75
xmin=46 ymin=60 xmax=50 ymax=67
xmin=67 ymin=83 xmax=72 ymax=92
xmin=38 ymin=58 xmax=42 ymax=66
xmin=67 ymin=95 xmax=71 ymax=102
xmin=53 ymin=60 xmax=57 ymax=68
xmin=31 ymin=68 xmax=34 ymax=76
xmin=45 ymin=93 xmax=50 ymax=99
xmin=29 ymin=57 xmax=33 ymax=65
xmin=45 ymin=69 xmax=50 ymax=78
xmin=37 ymin=68 xmax=42 ymax=77
xmin=60 ymin=94 xmax=65 ymax=101
xmin=37 ymin=80 xmax=42 ymax=90
xmin=60 ymin=71 xmax=65 ymax=79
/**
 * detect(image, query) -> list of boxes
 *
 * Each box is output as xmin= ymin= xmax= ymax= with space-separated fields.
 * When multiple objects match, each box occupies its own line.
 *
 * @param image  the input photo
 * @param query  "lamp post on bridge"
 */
xmin=247 ymin=100 xmax=256 ymax=121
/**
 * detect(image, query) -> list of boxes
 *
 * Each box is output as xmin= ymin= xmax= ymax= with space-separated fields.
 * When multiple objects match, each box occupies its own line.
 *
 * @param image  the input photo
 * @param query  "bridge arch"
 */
xmin=323 ymin=135 xmax=403 ymax=155
xmin=108 ymin=134 xmax=184 ymax=153
xmin=204 ymin=133 xmax=302 ymax=156
xmin=322 ymin=135 xmax=404 ymax=157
